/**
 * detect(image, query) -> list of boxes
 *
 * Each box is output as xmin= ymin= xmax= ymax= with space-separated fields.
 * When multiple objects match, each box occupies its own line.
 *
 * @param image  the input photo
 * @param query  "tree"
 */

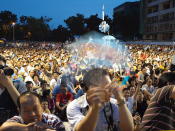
xmin=0 ymin=10 xmax=17 ymax=39
xmin=52 ymin=25 xmax=73 ymax=42
xmin=21 ymin=16 xmax=52 ymax=41
xmin=0 ymin=11 xmax=53 ymax=41
xmin=85 ymin=14 xmax=101 ymax=32
xmin=64 ymin=14 xmax=86 ymax=36
xmin=20 ymin=16 xmax=28 ymax=25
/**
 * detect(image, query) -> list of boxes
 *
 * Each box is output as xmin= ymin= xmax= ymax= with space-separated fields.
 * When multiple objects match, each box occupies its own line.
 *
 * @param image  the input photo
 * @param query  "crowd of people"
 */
xmin=0 ymin=42 xmax=175 ymax=131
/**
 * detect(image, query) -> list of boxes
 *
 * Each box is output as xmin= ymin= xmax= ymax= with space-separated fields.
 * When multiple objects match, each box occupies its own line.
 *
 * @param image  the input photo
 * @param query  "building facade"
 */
xmin=113 ymin=2 xmax=140 ymax=40
xmin=141 ymin=0 xmax=175 ymax=41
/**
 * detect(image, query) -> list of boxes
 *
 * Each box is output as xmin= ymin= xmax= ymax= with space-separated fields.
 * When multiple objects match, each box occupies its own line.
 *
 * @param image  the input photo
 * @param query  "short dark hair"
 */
xmin=40 ymin=80 xmax=47 ymax=86
xmin=157 ymin=72 xmax=175 ymax=88
xmin=122 ymin=88 xmax=130 ymax=92
xmin=34 ymin=64 xmax=39 ymax=67
xmin=53 ymin=71 xmax=61 ymax=75
xmin=155 ymin=68 xmax=161 ymax=76
xmin=141 ymin=66 xmax=146 ymax=71
xmin=83 ymin=68 xmax=109 ymax=92
xmin=17 ymin=91 xmax=41 ymax=109
xmin=0 ymin=55 xmax=6 ymax=64
xmin=25 ymin=81 xmax=33 ymax=85
xmin=128 ymin=76 xmax=136 ymax=85
xmin=42 ymin=89 xmax=50 ymax=97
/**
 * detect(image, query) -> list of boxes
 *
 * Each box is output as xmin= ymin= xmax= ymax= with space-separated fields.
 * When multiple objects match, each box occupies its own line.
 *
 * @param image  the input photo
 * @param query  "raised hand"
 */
xmin=27 ymin=121 xmax=52 ymax=131
xmin=108 ymin=79 xmax=124 ymax=102
xmin=0 ymin=69 xmax=13 ymax=88
xmin=86 ymin=87 xmax=110 ymax=108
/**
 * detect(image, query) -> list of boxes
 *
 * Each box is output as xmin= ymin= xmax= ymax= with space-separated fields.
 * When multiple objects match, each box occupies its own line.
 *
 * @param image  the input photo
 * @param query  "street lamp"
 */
xmin=12 ymin=22 xmax=15 ymax=41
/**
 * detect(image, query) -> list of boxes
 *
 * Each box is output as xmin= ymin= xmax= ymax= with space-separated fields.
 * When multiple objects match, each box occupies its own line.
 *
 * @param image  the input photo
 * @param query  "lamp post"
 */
xmin=12 ymin=22 xmax=15 ymax=41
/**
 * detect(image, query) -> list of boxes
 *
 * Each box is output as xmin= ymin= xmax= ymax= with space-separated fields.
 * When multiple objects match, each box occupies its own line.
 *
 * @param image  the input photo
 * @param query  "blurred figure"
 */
xmin=56 ymin=83 xmax=73 ymax=121
xmin=133 ymin=91 xmax=148 ymax=118
xmin=41 ymin=99 xmax=51 ymax=114
xmin=50 ymin=72 xmax=61 ymax=89
xmin=0 ymin=55 xmax=20 ymax=125
xmin=122 ymin=88 xmax=134 ymax=113
xmin=42 ymin=89 xmax=55 ymax=113
xmin=138 ymin=67 xmax=147 ymax=83
xmin=140 ymin=73 xmax=175 ymax=130
xmin=25 ymin=81 xmax=34 ymax=92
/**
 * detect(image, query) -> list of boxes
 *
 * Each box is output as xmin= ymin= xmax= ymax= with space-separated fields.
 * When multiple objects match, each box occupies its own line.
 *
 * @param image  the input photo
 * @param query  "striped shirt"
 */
xmin=7 ymin=113 xmax=65 ymax=131
xmin=140 ymin=85 xmax=175 ymax=130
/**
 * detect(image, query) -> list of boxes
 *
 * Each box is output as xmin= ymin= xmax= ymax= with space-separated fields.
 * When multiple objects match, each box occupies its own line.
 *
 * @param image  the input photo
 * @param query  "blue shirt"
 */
xmin=75 ymin=89 xmax=84 ymax=99
xmin=12 ymin=78 xmax=27 ymax=94
xmin=52 ymin=84 xmax=75 ymax=96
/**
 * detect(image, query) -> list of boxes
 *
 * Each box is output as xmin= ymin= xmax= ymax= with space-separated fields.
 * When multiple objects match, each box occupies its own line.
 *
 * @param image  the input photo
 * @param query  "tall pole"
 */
xmin=102 ymin=4 xmax=105 ymax=21
xmin=99 ymin=4 xmax=110 ymax=33
xmin=12 ymin=22 xmax=15 ymax=41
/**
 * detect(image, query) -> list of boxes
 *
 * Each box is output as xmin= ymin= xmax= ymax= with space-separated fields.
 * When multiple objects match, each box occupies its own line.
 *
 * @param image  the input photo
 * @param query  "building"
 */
xmin=114 ymin=2 xmax=140 ymax=13
xmin=113 ymin=2 xmax=140 ymax=40
xmin=140 ymin=0 xmax=175 ymax=41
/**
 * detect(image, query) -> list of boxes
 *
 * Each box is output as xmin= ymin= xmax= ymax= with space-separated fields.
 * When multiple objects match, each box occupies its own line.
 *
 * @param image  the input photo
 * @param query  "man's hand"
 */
xmin=109 ymin=81 xmax=124 ymax=102
xmin=62 ymin=105 xmax=67 ymax=110
xmin=27 ymin=122 xmax=52 ymax=131
xmin=0 ymin=69 xmax=20 ymax=106
xmin=133 ymin=114 xmax=141 ymax=125
xmin=86 ymin=87 xmax=110 ymax=108
xmin=112 ymin=88 xmax=124 ymax=102
xmin=0 ymin=70 xmax=13 ymax=88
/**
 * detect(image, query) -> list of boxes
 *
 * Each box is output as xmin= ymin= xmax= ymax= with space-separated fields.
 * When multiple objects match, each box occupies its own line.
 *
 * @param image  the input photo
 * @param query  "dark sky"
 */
xmin=1 ymin=0 xmax=138 ymax=28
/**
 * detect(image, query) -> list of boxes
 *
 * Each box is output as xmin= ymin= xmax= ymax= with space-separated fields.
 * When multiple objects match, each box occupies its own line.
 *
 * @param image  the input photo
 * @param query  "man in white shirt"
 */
xmin=67 ymin=68 xmax=134 ymax=131
xmin=142 ymin=79 xmax=155 ymax=94
xmin=50 ymin=72 xmax=61 ymax=89
xmin=24 ymin=70 xmax=35 ymax=86
xmin=122 ymin=88 xmax=134 ymax=113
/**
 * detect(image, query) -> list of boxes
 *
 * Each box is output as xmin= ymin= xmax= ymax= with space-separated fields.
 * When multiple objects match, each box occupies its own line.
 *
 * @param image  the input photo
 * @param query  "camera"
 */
xmin=0 ymin=65 xmax=14 ymax=76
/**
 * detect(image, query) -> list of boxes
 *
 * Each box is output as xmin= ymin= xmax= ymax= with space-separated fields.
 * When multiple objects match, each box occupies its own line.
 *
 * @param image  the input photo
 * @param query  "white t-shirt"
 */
xmin=50 ymin=79 xmax=57 ymax=88
xmin=27 ymin=65 xmax=34 ymax=73
xmin=67 ymin=94 xmax=120 ymax=131
xmin=142 ymin=84 xmax=155 ymax=94
xmin=24 ymin=76 xmax=36 ymax=87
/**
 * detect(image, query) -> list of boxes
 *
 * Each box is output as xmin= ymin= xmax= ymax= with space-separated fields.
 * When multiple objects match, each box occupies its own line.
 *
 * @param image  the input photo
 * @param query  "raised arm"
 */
xmin=74 ymin=88 xmax=109 ymax=131
xmin=74 ymin=104 xmax=100 ymax=131
xmin=170 ymin=86 xmax=175 ymax=100
xmin=0 ymin=70 xmax=20 ymax=106
xmin=113 ymin=89 xmax=134 ymax=131
xmin=133 ymin=82 xmax=142 ymax=100
xmin=0 ymin=121 xmax=56 ymax=131
xmin=0 ymin=122 xmax=31 ymax=131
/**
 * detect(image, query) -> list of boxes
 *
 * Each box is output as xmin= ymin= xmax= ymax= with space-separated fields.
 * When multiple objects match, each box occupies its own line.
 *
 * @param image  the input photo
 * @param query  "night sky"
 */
xmin=1 ymin=0 xmax=138 ymax=28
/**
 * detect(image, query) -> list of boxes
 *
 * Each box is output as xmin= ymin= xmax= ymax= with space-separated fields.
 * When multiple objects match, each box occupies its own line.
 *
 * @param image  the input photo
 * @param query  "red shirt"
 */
xmin=56 ymin=92 xmax=73 ymax=105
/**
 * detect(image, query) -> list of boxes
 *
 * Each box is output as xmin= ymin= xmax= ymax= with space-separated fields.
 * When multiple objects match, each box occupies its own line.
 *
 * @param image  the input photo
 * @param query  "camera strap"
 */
xmin=103 ymin=102 xmax=118 ymax=131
